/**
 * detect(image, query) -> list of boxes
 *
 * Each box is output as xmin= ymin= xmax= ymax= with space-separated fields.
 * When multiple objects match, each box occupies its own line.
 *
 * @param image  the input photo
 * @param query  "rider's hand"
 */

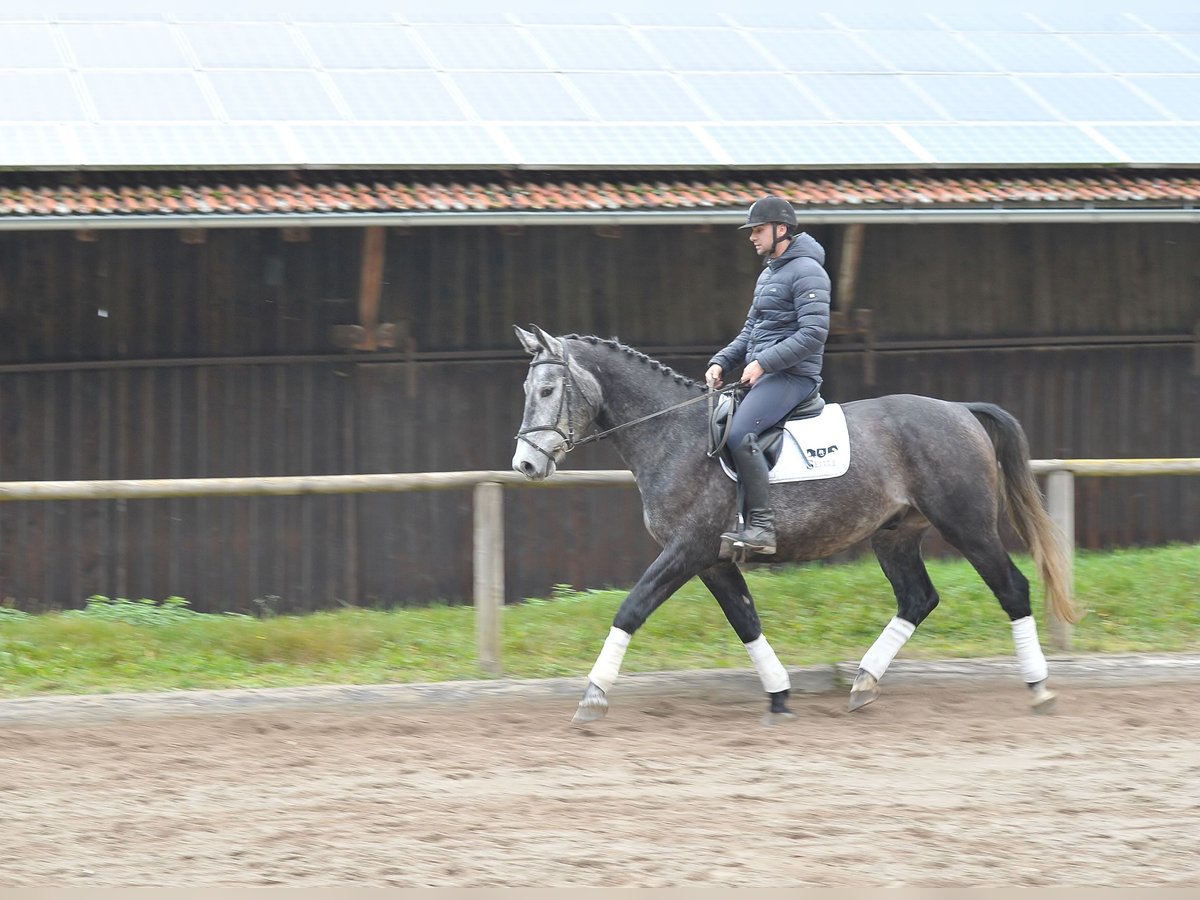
xmin=705 ymin=365 xmax=724 ymax=389
xmin=740 ymin=360 xmax=765 ymax=386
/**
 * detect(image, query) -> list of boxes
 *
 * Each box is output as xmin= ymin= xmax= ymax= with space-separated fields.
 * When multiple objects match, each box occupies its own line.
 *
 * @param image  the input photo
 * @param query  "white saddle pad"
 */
xmin=720 ymin=403 xmax=850 ymax=483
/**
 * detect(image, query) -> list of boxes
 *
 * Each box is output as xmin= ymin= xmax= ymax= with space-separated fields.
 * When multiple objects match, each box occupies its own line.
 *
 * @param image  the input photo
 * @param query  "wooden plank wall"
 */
xmin=0 ymin=222 xmax=1195 ymax=611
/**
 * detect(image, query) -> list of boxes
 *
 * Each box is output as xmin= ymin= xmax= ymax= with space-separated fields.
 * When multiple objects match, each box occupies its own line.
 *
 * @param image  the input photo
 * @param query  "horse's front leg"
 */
xmin=699 ymin=560 xmax=795 ymax=725
xmin=573 ymin=543 xmax=705 ymax=725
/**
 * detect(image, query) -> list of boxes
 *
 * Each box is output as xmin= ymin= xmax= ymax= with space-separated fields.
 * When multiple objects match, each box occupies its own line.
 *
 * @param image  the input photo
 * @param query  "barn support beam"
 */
xmin=332 ymin=226 xmax=398 ymax=352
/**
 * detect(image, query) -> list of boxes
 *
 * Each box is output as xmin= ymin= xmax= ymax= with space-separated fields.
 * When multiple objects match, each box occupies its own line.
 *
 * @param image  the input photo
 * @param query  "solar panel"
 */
xmin=902 ymin=124 xmax=1117 ymax=165
xmin=290 ymin=123 xmax=510 ymax=166
xmin=960 ymin=33 xmax=1106 ymax=73
xmin=330 ymin=72 xmax=468 ymax=121
xmin=707 ymin=123 xmax=924 ymax=166
xmin=527 ymin=25 xmax=660 ymax=71
xmin=1171 ymin=34 xmax=1200 ymax=63
xmin=504 ymin=124 xmax=719 ymax=166
xmin=856 ymin=30 xmax=998 ymax=73
xmin=181 ymin=23 xmax=310 ymax=69
xmin=930 ymin=10 xmax=1045 ymax=31
xmin=1066 ymin=34 xmax=1200 ymax=74
xmin=908 ymin=75 xmax=1057 ymax=121
xmin=0 ymin=72 xmax=86 ymax=121
xmin=1134 ymin=7 xmax=1200 ymax=32
xmin=73 ymin=123 xmax=297 ymax=167
xmin=414 ymin=25 xmax=547 ymax=69
xmin=1 ymin=4 xmax=1198 ymax=171
xmin=567 ymin=73 xmax=707 ymax=121
xmin=0 ymin=1 xmax=47 ymax=22
xmin=59 ymin=23 xmax=191 ymax=68
xmin=512 ymin=7 xmax=622 ymax=26
xmin=681 ymin=74 xmax=826 ymax=122
xmin=396 ymin=1 xmax=512 ymax=24
xmin=1032 ymin=11 xmax=1145 ymax=32
xmin=823 ymin=8 xmax=940 ymax=30
xmin=618 ymin=8 xmax=731 ymax=26
xmin=1125 ymin=76 xmax=1200 ymax=121
xmin=207 ymin=71 xmax=344 ymax=121
xmin=83 ymin=72 xmax=216 ymax=121
xmin=0 ymin=125 xmax=75 ymax=167
xmin=1094 ymin=124 xmax=1200 ymax=165
xmin=0 ymin=24 xmax=64 ymax=66
xmin=793 ymin=75 xmax=945 ymax=122
xmin=450 ymin=72 xmax=588 ymax=121
xmin=637 ymin=28 xmax=775 ymax=72
xmin=748 ymin=30 xmax=890 ymax=74
xmin=1021 ymin=76 xmax=1168 ymax=122
xmin=298 ymin=24 xmax=430 ymax=70
xmin=170 ymin=0 xmax=287 ymax=23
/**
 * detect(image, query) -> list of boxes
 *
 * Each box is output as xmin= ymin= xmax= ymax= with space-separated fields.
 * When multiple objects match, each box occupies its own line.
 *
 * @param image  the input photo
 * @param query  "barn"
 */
xmin=0 ymin=2 xmax=1196 ymax=613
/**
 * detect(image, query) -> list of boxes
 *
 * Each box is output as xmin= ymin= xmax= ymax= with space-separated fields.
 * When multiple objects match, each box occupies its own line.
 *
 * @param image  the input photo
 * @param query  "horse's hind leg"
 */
xmin=699 ymin=561 xmax=795 ymax=725
xmin=851 ymin=518 xmax=940 ymax=711
xmin=929 ymin=505 xmax=1057 ymax=713
xmin=951 ymin=530 xmax=1057 ymax=713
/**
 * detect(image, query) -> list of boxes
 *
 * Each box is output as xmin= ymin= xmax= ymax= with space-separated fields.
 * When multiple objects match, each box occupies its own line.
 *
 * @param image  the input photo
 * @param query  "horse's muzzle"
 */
xmin=512 ymin=452 xmax=556 ymax=481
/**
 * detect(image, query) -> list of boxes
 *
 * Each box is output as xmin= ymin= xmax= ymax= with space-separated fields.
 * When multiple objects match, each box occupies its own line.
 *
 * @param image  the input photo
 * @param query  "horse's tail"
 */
xmin=964 ymin=402 xmax=1082 ymax=625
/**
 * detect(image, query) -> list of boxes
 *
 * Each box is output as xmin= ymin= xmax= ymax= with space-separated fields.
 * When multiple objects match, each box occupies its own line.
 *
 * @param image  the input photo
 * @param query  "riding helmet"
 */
xmin=738 ymin=195 xmax=798 ymax=230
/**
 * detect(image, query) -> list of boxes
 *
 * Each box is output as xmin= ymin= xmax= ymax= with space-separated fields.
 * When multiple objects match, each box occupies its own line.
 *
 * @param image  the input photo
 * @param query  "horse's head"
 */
xmin=511 ymin=324 xmax=601 ymax=480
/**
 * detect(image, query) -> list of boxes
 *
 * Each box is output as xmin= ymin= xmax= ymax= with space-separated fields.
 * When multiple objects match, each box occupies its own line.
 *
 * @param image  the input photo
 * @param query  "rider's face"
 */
xmin=749 ymin=223 xmax=785 ymax=258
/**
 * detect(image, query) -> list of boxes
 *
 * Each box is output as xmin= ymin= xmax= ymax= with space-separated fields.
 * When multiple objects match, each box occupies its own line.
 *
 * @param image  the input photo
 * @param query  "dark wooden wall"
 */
xmin=0 ymin=222 xmax=1195 ymax=612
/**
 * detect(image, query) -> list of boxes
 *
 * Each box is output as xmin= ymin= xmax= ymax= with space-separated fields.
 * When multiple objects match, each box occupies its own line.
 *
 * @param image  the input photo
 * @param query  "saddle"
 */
xmin=708 ymin=388 xmax=825 ymax=469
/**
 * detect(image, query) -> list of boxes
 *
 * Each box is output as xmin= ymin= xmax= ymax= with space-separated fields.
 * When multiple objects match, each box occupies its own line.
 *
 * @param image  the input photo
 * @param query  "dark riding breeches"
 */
xmin=727 ymin=372 xmax=819 ymax=451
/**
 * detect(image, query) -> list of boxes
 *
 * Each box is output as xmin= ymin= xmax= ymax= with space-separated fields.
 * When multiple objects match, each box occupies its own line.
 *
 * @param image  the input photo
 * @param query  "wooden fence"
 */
xmin=2 ymin=459 xmax=1198 ymax=670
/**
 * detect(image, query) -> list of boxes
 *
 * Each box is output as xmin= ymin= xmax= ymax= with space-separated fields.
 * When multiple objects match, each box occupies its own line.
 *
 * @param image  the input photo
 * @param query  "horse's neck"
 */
xmin=589 ymin=356 xmax=707 ymax=478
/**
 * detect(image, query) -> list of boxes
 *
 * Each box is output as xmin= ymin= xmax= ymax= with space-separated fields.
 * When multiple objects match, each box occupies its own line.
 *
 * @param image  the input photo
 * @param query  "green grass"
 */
xmin=0 ymin=544 xmax=1196 ymax=698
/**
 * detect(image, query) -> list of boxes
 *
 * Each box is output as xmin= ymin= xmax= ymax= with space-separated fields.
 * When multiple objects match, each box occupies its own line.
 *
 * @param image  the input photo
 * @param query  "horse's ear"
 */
xmin=531 ymin=324 xmax=564 ymax=359
xmin=514 ymin=325 xmax=541 ymax=356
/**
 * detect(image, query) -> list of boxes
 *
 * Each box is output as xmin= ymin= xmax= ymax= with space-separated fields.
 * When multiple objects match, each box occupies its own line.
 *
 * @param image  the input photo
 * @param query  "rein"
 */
xmin=515 ymin=351 xmax=740 ymax=459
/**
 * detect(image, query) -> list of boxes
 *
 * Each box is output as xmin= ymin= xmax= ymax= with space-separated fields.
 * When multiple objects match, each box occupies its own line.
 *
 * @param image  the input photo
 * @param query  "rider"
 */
xmin=705 ymin=195 xmax=832 ymax=555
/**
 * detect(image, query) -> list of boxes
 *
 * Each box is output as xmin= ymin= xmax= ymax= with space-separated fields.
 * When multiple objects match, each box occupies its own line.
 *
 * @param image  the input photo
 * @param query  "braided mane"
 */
xmin=563 ymin=334 xmax=705 ymax=392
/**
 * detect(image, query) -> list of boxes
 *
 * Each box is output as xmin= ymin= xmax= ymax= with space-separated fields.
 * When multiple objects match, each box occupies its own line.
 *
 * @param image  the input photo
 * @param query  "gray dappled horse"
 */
xmin=512 ymin=326 xmax=1079 ymax=725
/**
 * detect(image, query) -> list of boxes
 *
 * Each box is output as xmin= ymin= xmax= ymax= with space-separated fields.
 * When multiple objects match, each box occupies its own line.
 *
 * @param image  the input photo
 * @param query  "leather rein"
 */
xmin=514 ymin=351 xmax=740 ymax=462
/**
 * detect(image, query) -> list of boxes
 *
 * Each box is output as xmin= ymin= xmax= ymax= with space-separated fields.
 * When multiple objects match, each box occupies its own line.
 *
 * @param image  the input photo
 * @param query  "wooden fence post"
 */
xmin=1045 ymin=470 xmax=1075 ymax=651
xmin=473 ymin=482 xmax=504 ymax=674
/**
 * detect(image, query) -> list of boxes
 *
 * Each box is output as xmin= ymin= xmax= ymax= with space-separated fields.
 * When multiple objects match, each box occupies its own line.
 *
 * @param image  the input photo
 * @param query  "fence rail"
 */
xmin=1 ymin=459 xmax=1197 ymax=669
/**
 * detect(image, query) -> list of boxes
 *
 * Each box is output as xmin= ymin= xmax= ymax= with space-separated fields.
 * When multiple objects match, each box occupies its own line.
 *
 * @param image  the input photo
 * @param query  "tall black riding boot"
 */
xmin=721 ymin=433 xmax=776 ymax=555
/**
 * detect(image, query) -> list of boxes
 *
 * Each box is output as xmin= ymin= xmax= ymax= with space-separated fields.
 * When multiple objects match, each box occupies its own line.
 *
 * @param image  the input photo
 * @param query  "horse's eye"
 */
xmin=539 ymin=385 xmax=555 ymax=398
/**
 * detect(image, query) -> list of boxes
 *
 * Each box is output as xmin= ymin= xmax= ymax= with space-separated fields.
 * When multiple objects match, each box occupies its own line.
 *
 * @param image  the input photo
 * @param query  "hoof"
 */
xmin=848 ymin=669 xmax=880 ymax=712
xmin=761 ymin=711 xmax=796 ymax=726
xmin=1029 ymin=680 xmax=1057 ymax=715
xmin=572 ymin=682 xmax=609 ymax=725
xmin=763 ymin=689 xmax=795 ymax=725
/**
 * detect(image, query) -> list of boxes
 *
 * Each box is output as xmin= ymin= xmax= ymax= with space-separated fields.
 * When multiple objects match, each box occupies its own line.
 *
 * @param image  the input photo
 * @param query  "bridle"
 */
xmin=514 ymin=350 xmax=596 ymax=462
xmin=514 ymin=348 xmax=740 ymax=461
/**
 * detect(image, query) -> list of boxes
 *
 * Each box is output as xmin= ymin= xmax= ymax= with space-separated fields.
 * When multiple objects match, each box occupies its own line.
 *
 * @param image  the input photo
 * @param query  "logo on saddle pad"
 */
xmin=719 ymin=404 xmax=851 ymax=484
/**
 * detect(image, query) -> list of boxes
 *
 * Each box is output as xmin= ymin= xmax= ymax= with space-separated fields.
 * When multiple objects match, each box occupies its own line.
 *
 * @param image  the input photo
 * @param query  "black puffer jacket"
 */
xmin=709 ymin=232 xmax=831 ymax=382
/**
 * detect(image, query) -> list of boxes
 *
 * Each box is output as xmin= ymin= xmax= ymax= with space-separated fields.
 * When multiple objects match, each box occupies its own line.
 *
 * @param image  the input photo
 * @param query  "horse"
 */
xmin=511 ymin=325 xmax=1079 ymax=725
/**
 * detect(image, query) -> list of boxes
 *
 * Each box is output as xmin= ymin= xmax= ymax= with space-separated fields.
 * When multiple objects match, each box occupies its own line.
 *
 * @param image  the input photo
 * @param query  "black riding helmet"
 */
xmin=739 ymin=195 xmax=798 ymax=260
xmin=738 ymin=194 xmax=798 ymax=231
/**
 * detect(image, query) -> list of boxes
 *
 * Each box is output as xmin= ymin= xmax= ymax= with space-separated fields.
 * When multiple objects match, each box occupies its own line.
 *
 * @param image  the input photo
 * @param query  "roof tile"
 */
xmin=2 ymin=172 xmax=1199 ymax=221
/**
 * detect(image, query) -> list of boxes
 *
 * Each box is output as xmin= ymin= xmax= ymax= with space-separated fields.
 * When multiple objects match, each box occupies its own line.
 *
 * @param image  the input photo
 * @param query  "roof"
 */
xmin=4 ymin=170 xmax=1199 ymax=228
xmin=3 ymin=1 xmax=1200 ymax=171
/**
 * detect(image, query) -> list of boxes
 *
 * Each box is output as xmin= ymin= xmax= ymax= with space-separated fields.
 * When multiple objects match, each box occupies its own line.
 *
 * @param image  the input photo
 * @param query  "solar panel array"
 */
xmin=2 ymin=1 xmax=1199 ymax=169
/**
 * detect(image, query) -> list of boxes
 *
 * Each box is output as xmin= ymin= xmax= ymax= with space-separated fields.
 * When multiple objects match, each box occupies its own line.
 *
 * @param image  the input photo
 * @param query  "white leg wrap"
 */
xmin=859 ymin=616 xmax=916 ymax=681
xmin=587 ymin=627 xmax=631 ymax=693
xmin=745 ymin=635 xmax=791 ymax=694
xmin=1011 ymin=615 xmax=1049 ymax=684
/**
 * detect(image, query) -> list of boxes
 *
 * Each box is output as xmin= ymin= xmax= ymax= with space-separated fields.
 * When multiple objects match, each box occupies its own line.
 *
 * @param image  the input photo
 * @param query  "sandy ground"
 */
xmin=1 ymin=677 xmax=1198 ymax=888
